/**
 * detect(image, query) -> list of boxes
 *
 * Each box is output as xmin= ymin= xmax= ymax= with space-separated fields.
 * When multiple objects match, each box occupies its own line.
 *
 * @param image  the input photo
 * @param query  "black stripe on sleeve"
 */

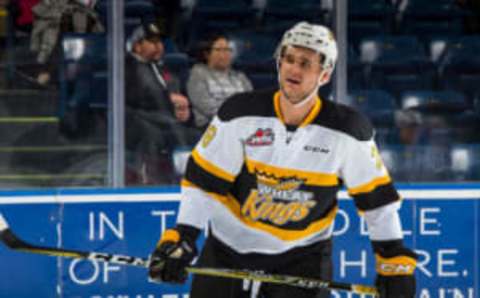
xmin=184 ymin=156 xmax=233 ymax=195
xmin=352 ymin=183 xmax=400 ymax=211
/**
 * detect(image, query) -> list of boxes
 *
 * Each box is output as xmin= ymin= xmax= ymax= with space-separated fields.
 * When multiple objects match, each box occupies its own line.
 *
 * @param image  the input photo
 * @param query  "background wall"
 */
xmin=0 ymin=185 xmax=479 ymax=298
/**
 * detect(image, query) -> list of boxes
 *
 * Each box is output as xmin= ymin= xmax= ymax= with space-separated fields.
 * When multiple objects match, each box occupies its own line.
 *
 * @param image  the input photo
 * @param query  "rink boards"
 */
xmin=0 ymin=184 xmax=479 ymax=298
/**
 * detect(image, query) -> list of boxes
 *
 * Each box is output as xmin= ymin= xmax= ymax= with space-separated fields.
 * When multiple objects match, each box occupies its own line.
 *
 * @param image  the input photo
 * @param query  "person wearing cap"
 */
xmin=148 ymin=22 xmax=417 ymax=298
xmin=125 ymin=22 xmax=191 ymax=185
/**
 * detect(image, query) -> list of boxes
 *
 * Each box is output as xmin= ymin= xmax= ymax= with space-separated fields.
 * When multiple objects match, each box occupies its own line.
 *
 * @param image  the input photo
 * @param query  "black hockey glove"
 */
xmin=148 ymin=225 xmax=199 ymax=284
xmin=373 ymin=241 xmax=418 ymax=298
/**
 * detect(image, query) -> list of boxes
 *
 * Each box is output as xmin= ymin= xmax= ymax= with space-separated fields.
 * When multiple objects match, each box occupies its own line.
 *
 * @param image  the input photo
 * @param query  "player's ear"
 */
xmin=319 ymin=70 xmax=331 ymax=84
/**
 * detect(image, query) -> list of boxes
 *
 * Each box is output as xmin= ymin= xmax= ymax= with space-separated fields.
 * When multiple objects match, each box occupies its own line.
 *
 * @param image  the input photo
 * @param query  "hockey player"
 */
xmin=148 ymin=21 xmax=417 ymax=298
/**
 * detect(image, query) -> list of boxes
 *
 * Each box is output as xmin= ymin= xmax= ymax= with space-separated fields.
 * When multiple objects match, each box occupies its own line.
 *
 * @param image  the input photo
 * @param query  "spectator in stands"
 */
xmin=385 ymin=109 xmax=425 ymax=182
xmin=187 ymin=32 xmax=253 ymax=129
xmin=393 ymin=109 xmax=424 ymax=145
xmin=125 ymin=22 xmax=193 ymax=185
xmin=7 ymin=0 xmax=40 ymax=34
xmin=391 ymin=110 xmax=454 ymax=181
xmin=30 ymin=0 xmax=104 ymax=86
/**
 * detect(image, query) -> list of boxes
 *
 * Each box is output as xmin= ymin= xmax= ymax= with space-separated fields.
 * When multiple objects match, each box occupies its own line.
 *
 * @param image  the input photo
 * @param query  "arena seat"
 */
xmin=262 ymin=0 xmax=325 ymax=24
xmin=439 ymin=36 xmax=480 ymax=102
xmin=347 ymin=89 xmax=397 ymax=126
xmin=230 ymin=31 xmax=277 ymax=73
xmin=399 ymin=90 xmax=469 ymax=112
xmin=450 ymin=144 xmax=480 ymax=181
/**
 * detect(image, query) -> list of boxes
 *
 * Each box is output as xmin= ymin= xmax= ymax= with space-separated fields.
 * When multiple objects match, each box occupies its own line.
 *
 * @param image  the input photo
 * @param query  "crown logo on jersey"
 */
xmin=246 ymin=128 xmax=274 ymax=146
xmin=256 ymin=171 xmax=304 ymax=191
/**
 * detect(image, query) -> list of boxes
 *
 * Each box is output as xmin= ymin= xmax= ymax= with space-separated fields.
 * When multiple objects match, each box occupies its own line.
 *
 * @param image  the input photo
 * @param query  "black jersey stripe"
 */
xmin=218 ymin=88 xmax=278 ymax=121
xmin=351 ymin=183 xmax=400 ymax=211
xmin=191 ymin=149 xmax=236 ymax=182
xmin=312 ymin=98 xmax=374 ymax=141
xmin=184 ymin=155 xmax=233 ymax=195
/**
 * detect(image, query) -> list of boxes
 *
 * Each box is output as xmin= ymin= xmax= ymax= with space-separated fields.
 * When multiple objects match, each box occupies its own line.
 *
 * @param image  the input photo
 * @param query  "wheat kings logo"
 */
xmin=240 ymin=172 xmax=316 ymax=226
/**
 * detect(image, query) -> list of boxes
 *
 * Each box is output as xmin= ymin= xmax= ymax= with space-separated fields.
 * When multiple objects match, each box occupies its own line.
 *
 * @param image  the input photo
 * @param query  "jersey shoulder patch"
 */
xmin=218 ymin=88 xmax=277 ymax=121
xmin=315 ymin=99 xmax=374 ymax=141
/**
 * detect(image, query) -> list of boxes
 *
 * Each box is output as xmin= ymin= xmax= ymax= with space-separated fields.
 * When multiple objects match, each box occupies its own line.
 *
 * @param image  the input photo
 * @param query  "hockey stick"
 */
xmin=0 ymin=214 xmax=378 ymax=296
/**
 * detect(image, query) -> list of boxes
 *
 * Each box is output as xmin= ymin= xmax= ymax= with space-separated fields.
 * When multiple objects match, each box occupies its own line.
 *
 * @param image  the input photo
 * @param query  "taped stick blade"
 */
xmin=0 ymin=213 xmax=9 ymax=232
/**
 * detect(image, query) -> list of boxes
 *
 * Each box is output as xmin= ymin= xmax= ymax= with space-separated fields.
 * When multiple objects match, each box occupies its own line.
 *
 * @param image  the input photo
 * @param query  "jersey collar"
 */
xmin=273 ymin=91 xmax=322 ymax=128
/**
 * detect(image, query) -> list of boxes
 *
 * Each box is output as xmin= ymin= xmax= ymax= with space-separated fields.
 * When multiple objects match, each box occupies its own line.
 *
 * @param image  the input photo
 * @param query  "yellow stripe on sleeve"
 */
xmin=348 ymin=175 xmax=391 ymax=195
xmin=191 ymin=149 xmax=236 ymax=183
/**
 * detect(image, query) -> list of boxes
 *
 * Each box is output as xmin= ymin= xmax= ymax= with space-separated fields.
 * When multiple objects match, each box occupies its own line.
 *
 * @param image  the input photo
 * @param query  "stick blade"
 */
xmin=0 ymin=214 xmax=27 ymax=249
xmin=0 ymin=213 xmax=9 ymax=232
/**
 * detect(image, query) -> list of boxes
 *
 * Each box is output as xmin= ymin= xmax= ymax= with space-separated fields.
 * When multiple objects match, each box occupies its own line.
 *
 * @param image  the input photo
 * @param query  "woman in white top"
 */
xmin=187 ymin=33 xmax=253 ymax=129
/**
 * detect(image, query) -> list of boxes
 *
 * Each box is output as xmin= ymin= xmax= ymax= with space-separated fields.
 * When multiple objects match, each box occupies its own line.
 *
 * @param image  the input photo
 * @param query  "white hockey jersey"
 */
xmin=177 ymin=89 xmax=404 ymax=256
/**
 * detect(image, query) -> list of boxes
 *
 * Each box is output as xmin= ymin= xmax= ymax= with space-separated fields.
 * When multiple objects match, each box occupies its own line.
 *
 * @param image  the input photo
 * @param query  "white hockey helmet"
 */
xmin=275 ymin=21 xmax=338 ymax=72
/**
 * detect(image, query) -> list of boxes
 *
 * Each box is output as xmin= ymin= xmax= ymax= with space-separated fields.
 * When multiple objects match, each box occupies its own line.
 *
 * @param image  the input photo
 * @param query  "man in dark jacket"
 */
xmin=125 ymin=22 xmax=192 ymax=185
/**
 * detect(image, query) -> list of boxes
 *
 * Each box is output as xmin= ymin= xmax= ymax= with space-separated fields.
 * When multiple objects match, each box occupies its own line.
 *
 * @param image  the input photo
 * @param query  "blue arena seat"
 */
xmin=187 ymin=0 xmax=257 ymax=51
xmin=450 ymin=144 xmax=480 ymax=181
xmin=399 ymin=90 xmax=469 ymax=112
xmin=439 ymin=36 xmax=480 ymax=67
xmin=62 ymin=33 xmax=107 ymax=65
xmin=439 ymin=36 xmax=480 ymax=102
xmin=59 ymin=33 xmax=108 ymax=101
xmin=248 ymin=72 xmax=277 ymax=89
xmin=96 ymin=0 xmax=155 ymax=25
xmin=348 ymin=20 xmax=389 ymax=51
xmin=59 ymin=33 xmax=108 ymax=118
xmin=348 ymin=0 xmax=394 ymax=23
xmin=163 ymin=52 xmax=191 ymax=92
xmin=373 ymin=67 xmax=436 ymax=99
xmin=359 ymin=36 xmax=434 ymax=98
xmin=194 ymin=0 xmax=254 ymax=16
xmin=230 ymin=31 xmax=277 ymax=73
xmin=262 ymin=0 xmax=325 ymax=24
xmin=124 ymin=0 xmax=156 ymax=19
xmin=428 ymin=36 xmax=451 ymax=63
xmin=358 ymin=35 xmax=427 ymax=64
xmin=400 ymin=19 xmax=463 ymax=40
xmin=347 ymin=89 xmax=397 ymax=126
xmin=402 ymin=0 xmax=466 ymax=20
xmin=347 ymin=46 xmax=366 ymax=90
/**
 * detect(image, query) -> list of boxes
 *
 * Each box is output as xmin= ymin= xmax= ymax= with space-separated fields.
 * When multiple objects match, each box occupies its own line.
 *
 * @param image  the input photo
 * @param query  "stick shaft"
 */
xmin=0 ymin=214 xmax=377 ymax=296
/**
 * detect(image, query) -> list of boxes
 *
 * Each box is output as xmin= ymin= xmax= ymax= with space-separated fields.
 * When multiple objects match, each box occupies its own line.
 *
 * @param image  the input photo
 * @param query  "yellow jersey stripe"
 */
xmin=348 ymin=175 xmax=392 ymax=195
xmin=246 ymin=158 xmax=339 ymax=186
xmin=191 ymin=149 xmax=236 ymax=183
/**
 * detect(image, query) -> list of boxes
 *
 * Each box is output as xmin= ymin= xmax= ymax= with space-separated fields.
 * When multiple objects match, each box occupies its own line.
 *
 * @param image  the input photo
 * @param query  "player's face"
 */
xmin=278 ymin=46 xmax=323 ymax=104
xmin=207 ymin=38 xmax=233 ymax=71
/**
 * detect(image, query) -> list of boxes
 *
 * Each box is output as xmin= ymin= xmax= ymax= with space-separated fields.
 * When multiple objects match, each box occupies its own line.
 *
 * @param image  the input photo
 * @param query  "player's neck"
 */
xmin=279 ymin=95 xmax=316 ymax=126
